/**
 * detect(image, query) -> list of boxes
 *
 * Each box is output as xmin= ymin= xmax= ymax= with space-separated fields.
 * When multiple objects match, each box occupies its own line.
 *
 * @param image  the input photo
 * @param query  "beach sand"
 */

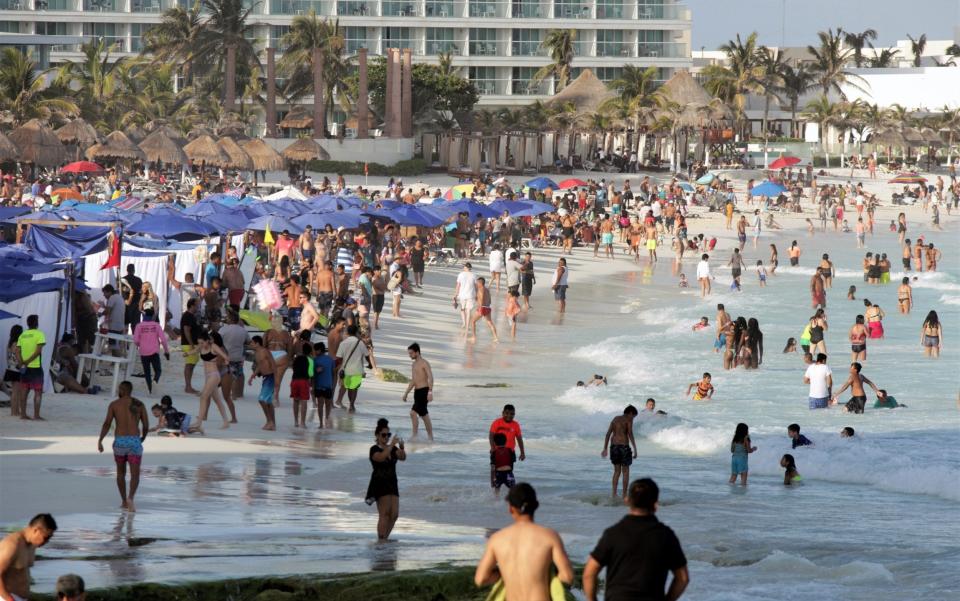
xmin=2 ymin=165 xmax=957 ymax=597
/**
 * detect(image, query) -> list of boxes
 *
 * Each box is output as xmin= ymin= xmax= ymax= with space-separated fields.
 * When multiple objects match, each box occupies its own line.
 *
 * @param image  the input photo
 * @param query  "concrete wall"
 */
xmin=841 ymin=68 xmax=960 ymax=111
xmin=265 ymin=137 xmax=415 ymax=165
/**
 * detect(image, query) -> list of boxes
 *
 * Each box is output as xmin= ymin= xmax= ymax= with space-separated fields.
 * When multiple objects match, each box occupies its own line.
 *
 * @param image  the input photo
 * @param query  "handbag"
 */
xmin=338 ymin=339 xmax=361 ymax=380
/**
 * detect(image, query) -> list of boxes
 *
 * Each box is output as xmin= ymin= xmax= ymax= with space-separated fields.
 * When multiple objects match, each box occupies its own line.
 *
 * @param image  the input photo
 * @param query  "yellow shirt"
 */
xmin=17 ymin=329 xmax=46 ymax=368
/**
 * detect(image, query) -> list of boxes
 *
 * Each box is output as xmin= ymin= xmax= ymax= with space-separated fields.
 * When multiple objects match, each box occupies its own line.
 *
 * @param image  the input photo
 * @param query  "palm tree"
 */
xmin=279 ymin=11 xmax=350 ymax=137
xmin=868 ymin=47 xmax=900 ymax=68
xmin=142 ymin=2 xmax=205 ymax=86
xmin=0 ymin=48 xmax=78 ymax=124
xmin=807 ymin=28 xmax=866 ymax=98
xmin=199 ymin=0 xmax=262 ymax=94
xmin=756 ymin=47 xmax=786 ymax=165
xmin=938 ymin=105 xmax=960 ymax=164
xmin=947 ymin=44 xmax=960 ymax=59
xmin=603 ymin=65 xmax=658 ymax=154
xmin=833 ymin=100 xmax=863 ymax=166
xmin=55 ymin=38 xmax=133 ymax=130
xmin=843 ymin=29 xmax=877 ymax=67
xmin=803 ymin=95 xmax=840 ymax=167
xmin=702 ymin=32 xmax=763 ymax=137
xmin=533 ymin=29 xmax=576 ymax=92
xmin=779 ymin=63 xmax=815 ymax=138
xmin=907 ymin=34 xmax=927 ymax=67
xmin=472 ymin=108 xmax=499 ymax=133
xmin=437 ymin=51 xmax=455 ymax=76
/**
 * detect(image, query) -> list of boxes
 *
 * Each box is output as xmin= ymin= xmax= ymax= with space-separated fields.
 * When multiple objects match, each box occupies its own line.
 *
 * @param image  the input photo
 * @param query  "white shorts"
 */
xmin=458 ymin=298 xmax=476 ymax=312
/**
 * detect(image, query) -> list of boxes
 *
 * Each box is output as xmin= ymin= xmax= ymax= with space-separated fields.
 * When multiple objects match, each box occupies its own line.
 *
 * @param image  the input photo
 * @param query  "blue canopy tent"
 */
xmin=428 ymin=199 xmax=499 ymax=221
xmin=365 ymin=205 xmax=445 ymax=228
xmin=525 ymin=177 xmax=560 ymax=190
xmin=0 ymin=206 xmax=31 ymax=221
xmin=291 ymin=208 xmax=365 ymax=231
xmin=0 ymin=276 xmax=69 ymax=392
xmin=0 ymin=309 xmax=19 ymax=320
xmin=126 ymin=214 xmax=219 ymax=240
xmin=24 ymin=225 xmax=111 ymax=259
xmin=246 ymin=215 xmax=303 ymax=234
xmin=489 ymin=200 xmax=555 ymax=217
xmin=306 ymin=195 xmax=364 ymax=211
xmin=750 ymin=181 xmax=787 ymax=197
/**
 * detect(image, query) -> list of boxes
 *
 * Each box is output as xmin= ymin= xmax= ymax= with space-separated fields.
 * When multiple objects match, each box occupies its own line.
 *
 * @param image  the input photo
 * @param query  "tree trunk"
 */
xmin=762 ymin=95 xmax=771 ymax=168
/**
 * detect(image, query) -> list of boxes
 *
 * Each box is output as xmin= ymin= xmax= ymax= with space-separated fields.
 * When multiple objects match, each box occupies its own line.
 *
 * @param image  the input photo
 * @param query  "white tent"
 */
xmin=265 ymin=186 xmax=307 ymax=201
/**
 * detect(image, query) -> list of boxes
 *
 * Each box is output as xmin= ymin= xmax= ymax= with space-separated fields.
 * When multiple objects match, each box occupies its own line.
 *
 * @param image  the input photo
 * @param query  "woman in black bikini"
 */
xmin=367 ymin=421 xmax=406 ymax=539
xmin=195 ymin=332 xmax=230 ymax=429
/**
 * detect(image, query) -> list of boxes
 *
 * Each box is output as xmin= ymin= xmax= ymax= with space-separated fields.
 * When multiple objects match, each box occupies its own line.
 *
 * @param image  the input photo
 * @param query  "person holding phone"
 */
xmin=366 ymin=421 xmax=406 ymax=540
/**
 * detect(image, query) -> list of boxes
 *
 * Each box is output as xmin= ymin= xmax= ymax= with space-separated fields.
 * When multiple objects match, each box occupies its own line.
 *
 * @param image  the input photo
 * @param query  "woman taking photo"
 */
xmin=366 ymin=421 xmax=406 ymax=540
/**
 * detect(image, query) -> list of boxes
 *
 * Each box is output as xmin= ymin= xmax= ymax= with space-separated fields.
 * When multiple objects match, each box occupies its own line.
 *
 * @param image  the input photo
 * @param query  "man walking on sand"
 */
xmin=454 ymin=262 xmax=478 ymax=332
xmin=474 ymin=483 xmax=574 ymax=601
xmin=403 ymin=342 xmax=434 ymax=440
xmin=469 ymin=277 xmax=499 ymax=343
xmin=180 ymin=298 xmax=201 ymax=394
xmin=0 ymin=514 xmax=57 ymax=601
xmin=16 ymin=315 xmax=45 ymax=420
xmin=97 ymin=381 xmax=149 ymax=512
xmin=583 ymin=479 xmax=689 ymax=601
xmin=601 ymin=405 xmax=638 ymax=498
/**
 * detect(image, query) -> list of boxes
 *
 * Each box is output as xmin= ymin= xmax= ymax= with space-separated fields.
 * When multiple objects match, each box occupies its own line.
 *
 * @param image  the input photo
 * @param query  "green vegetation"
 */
xmin=378 ymin=368 xmax=410 ymax=383
xmin=303 ymin=158 xmax=427 ymax=176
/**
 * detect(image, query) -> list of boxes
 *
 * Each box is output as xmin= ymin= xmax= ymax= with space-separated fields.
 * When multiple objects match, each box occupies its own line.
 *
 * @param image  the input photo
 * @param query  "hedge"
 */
xmin=304 ymin=158 xmax=428 ymax=177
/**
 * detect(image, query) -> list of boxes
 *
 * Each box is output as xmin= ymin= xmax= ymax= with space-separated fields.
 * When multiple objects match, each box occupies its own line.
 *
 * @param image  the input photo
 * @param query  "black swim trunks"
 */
xmin=412 ymin=387 xmax=429 ymax=416
xmin=372 ymin=293 xmax=385 ymax=313
xmin=493 ymin=470 xmax=515 ymax=490
xmin=902 ymin=258 xmax=911 ymax=269
xmin=845 ymin=395 xmax=867 ymax=414
xmin=731 ymin=267 xmax=742 ymax=279
xmin=851 ymin=344 xmax=866 ymax=353
xmin=609 ymin=444 xmax=633 ymax=466
xmin=790 ymin=257 xmax=799 ymax=266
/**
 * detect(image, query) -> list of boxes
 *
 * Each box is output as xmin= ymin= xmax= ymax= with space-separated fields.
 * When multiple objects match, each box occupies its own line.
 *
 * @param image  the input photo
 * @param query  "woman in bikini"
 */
xmin=264 ymin=316 xmax=293 ymax=406
xmin=848 ymin=315 xmax=869 ymax=362
xmin=864 ymin=300 xmax=885 ymax=339
xmin=920 ymin=311 xmax=942 ymax=359
xmin=788 ymin=241 xmax=801 ymax=266
xmin=897 ymin=212 xmax=907 ymax=244
xmin=195 ymin=332 xmax=230 ymax=429
xmin=897 ymin=277 xmax=913 ymax=314
xmin=769 ymin=244 xmax=779 ymax=275
xmin=808 ymin=310 xmax=828 ymax=357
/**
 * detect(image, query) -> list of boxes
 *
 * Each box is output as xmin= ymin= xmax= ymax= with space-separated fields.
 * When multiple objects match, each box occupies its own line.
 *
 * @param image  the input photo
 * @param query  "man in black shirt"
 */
xmin=180 ymin=298 xmax=200 ymax=394
xmin=583 ymin=478 xmax=689 ymax=601
xmin=121 ymin=264 xmax=143 ymax=331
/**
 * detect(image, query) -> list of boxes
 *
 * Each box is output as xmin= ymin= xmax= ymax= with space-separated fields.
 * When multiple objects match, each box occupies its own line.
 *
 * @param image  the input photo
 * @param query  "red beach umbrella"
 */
xmin=558 ymin=178 xmax=588 ymax=189
xmin=61 ymin=160 xmax=105 ymax=174
xmin=768 ymin=156 xmax=801 ymax=170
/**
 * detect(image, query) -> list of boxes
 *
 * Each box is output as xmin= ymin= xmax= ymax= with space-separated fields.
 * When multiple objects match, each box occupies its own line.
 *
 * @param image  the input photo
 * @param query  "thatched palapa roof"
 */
xmin=91 ymin=130 xmax=145 ymax=161
xmin=920 ymin=127 xmax=944 ymax=148
xmin=139 ymin=129 xmax=187 ymax=165
xmin=279 ymin=106 xmax=314 ymax=129
xmin=0 ymin=131 xmax=20 ymax=162
xmin=549 ymin=69 xmax=615 ymax=115
xmin=144 ymin=120 xmax=185 ymax=142
xmin=902 ymin=127 xmax=926 ymax=147
xmin=657 ymin=70 xmax=714 ymax=106
xmin=56 ymin=118 xmax=99 ymax=147
xmin=183 ymin=134 xmax=229 ymax=165
xmin=217 ymin=136 xmax=253 ymax=170
xmin=870 ymin=129 xmax=908 ymax=147
xmin=282 ymin=137 xmax=329 ymax=163
xmin=242 ymin=138 xmax=285 ymax=171
xmin=125 ymin=125 xmax=146 ymax=143
xmin=187 ymin=126 xmax=214 ymax=141
xmin=8 ymin=119 xmax=66 ymax=166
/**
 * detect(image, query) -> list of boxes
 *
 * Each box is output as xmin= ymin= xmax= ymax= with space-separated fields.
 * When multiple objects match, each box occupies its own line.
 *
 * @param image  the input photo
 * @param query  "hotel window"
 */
xmin=554 ymin=0 xmax=588 ymax=19
xmin=511 ymin=0 xmax=542 ymax=18
xmin=596 ymin=0 xmax=622 ymax=18
xmin=638 ymin=29 xmax=665 ymax=57
xmin=511 ymin=29 xmax=541 ymax=56
xmin=469 ymin=66 xmax=497 ymax=95
xmin=130 ymin=23 xmax=153 ymax=52
xmin=425 ymin=28 xmax=456 ymax=54
xmin=343 ymin=26 xmax=369 ymax=54
xmin=382 ymin=27 xmax=413 ymax=50
xmin=83 ymin=23 xmax=122 ymax=50
xmin=270 ymin=26 xmax=290 ymax=51
xmin=469 ymin=28 xmax=498 ymax=56
xmin=596 ymin=29 xmax=624 ymax=57
xmin=512 ymin=66 xmax=543 ymax=94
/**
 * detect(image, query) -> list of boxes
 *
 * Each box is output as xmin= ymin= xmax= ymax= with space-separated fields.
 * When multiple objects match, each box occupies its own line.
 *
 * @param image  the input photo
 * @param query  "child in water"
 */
xmin=756 ymin=260 xmax=767 ymax=287
xmin=874 ymin=389 xmax=905 ymax=408
xmin=729 ymin=423 xmax=757 ymax=485
xmin=848 ymin=285 xmax=856 ymax=300
xmin=687 ymin=373 xmax=714 ymax=400
xmin=782 ymin=337 xmax=797 ymax=353
xmin=781 ymin=454 xmax=801 ymax=485
xmin=678 ymin=273 xmax=688 ymax=288
xmin=490 ymin=433 xmax=516 ymax=497
xmin=692 ymin=317 xmax=709 ymax=331
xmin=505 ymin=289 xmax=521 ymax=339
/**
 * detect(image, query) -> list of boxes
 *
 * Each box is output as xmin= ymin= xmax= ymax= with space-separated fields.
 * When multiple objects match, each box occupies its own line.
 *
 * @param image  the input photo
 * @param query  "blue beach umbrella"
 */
xmin=750 ymin=181 xmax=787 ymax=197
xmin=374 ymin=205 xmax=446 ymax=228
xmin=292 ymin=209 xmax=365 ymax=231
xmin=126 ymin=214 xmax=219 ymax=239
xmin=524 ymin=176 xmax=559 ymax=190
xmin=695 ymin=172 xmax=716 ymax=185
xmin=246 ymin=215 xmax=303 ymax=234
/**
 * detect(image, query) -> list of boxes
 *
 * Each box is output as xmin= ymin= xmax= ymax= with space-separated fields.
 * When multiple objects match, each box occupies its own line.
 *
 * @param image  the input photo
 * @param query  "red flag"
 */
xmin=100 ymin=234 xmax=120 ymax=270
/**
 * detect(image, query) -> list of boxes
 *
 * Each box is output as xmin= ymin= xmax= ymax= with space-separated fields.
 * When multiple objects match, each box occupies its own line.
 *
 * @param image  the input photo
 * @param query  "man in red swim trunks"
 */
xmin=97 ymin=381 xmax=149 ymax=512
xmin=469 ymin=276 xmax=499 ymax=343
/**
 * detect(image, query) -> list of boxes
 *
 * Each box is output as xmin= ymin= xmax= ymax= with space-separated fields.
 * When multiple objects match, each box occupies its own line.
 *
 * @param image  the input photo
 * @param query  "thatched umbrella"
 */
xmin=187 ymin=125 xmax=214 ymax=141
xmin=278 ymin=106 xmax=313 ymax=129
xmin=657 ymin=70 xmax=714 ymax=106
xmin=84 ymin=143 xmax=102 ymax=161
xmin=183 ymin=134 xmax=228 ymax=166
xmin=139 ymin=129 xmax=187 ymax=165
xmin=125 ymin=125 xmax=146 ymax=143
xmin=902 ymin=127 xmax=926 ymax=148
xmin=8 ymin=119 xmax=66 ymax=167
xmin=0 ymin=131 xmax=20 ymax=162
xmin=871 ymin=129 xmax=907 ymax=147
xmin=91 ymin=130 xmax=146 ymax=162
xmin=56 ymin=118 xmax=99 ymax=147
xmin=217 ymin=136 xmax=253 ymax=170
xmin=920 ymin=127 xmax=944 ymax=148
xmin=242 ymin=138 xmax=284 ymax=172
xmin=549 ymin=69 xmax=615 ymax=115
xmin=144 ymin=120 xmax=185 ymax=142
xmin=282 ymin=137 xmax=329 ymax=163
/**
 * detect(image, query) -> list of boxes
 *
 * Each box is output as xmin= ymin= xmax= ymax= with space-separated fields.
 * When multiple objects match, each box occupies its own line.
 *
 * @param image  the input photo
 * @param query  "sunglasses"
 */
xmin=380 ymin=432 xmax=391 ymax=438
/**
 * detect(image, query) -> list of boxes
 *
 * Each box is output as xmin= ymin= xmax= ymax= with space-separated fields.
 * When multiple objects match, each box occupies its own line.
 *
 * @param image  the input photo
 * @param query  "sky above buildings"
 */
xmin=687 ymin=0 xmax=958 ymax=50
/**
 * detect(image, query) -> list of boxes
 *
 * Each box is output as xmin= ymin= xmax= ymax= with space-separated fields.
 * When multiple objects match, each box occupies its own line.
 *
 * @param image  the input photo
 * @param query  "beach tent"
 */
xmin=265 ymin=186 xmax=308 ymax=201
xmin=24 ymin=225 xmax=111 ymax=259
xmin=82 ymin=249 xmax=170 ymax=327
xmin=127 ymin=214 xmax=219 ymax=240
xmin=365 ymin=205 xmax=445 ymax=228
xmin=291 ymin=209 xmax=365 ymax=231
xmin=429 ymin=199 xmax=499 ymax=221
xmin=0 ymin=277 xmax=69 ymax=392
xmin=750 ymin=181 xmax=787 ymax=197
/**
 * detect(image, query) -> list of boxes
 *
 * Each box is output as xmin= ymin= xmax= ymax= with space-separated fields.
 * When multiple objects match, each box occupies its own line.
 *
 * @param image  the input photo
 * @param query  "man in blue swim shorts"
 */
xmin=249 ymin=335 xmax=277 ymax=430
xmin=97 ymin=381 xmax=149 ymax=512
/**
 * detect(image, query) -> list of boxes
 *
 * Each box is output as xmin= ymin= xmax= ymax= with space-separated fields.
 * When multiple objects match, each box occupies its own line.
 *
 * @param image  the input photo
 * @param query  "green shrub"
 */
xmin=305 ymin=158 xmax=427 ymax=176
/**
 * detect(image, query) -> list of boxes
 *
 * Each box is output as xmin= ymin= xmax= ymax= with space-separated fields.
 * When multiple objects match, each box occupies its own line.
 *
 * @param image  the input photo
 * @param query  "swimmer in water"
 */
xmin=692 ymin=317 xmax=709 ymax=331
xmin=644 ymin=398 xmax=668 ymax=415
xmin=686 ymin=372 xmax=714 ymax=400
xmin=874 ymin=389 xmax=905 ymax=408
xmin=678 ymin=273 xmax=688 ymax=288
xmin=783 ymin=337 xmax=798 ymax=353
xmin=781 ymin=454 xmax=801 ymax=485
xmin=840 ymin=426 xmax=855 ymax=438
xmin=847 ymin=285 xmax=856 ymax=300
xmin=586 ymin=374 xmax=608 ymax=386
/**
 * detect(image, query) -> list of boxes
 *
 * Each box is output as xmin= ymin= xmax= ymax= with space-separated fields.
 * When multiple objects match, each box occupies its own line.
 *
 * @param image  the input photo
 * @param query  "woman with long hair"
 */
xmin=366 ymin=421 xmax=406 ymax=540
xmin=809 ymin=309 xmax=828 ymax=356
xmin=746 ymin=318 xmax=764 ymax=369
xmin=921 ymin=311 xmax=943 ymax=359
xmin=195 ymin=332 xmax=230 ymax=429
xmin=4 ymin=325 xmax=24 ymax=418
xmin=769 ymin=243 xmax=778 ymax=275
xmin=138 ymin=281 xmax=157 ymax=320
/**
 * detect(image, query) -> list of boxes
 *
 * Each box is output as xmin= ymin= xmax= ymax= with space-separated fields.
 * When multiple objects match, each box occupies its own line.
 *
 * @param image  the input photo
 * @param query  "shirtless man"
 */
xmin=469 ymin=277 xmax=499 ymax=342
xmin=314 ymin=260 xmax=335 ymax=315
xmin=715 ymin=304 xmax=731 ymax=353
xmin=298 ymin=290 xmax=321 ymax=336
xmin=831 ymin=362 xmax=880 ymax=414
xmin=913 ymin=239 xmax=924 ymax=272
xmin=326 ymin=318 xmax=345 ymax=402
xmin=736 ymin=215 xmax=747 ymax=251
xmin=925 ymin=243 xmax=941 ymax=272
xmin=810 ymin=273 xmax=826 ymax=309
xmin=599 ymin=217 xmax=615 ymax=259
xmin=97 ymin=381 xmax=149 ymax=512
xmin=248 ymin=336 xmax=277 ymax=430
xmin=0 ymin=514 xmax=57 ymax=601
xmin=402 ymin=342 xmax=434 ymax=441
xmin=474 ymin=484 xmax=574 ymax=601
xmin=298 ymin=225 xmax=315 ymax=265
xmin=601 ymin=405 xmax=639 ymax=498
xmin=560 ymin=213 xmax=576 ymax=254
